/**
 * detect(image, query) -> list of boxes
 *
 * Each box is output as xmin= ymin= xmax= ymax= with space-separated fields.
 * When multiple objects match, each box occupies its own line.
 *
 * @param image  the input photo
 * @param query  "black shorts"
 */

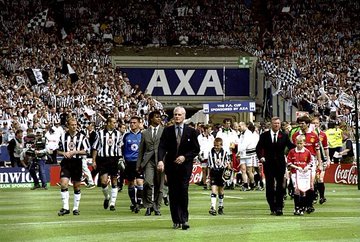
xmin=97 ymin=156 xmax=119 ymax=177
xmin=60 ymin=158 xmax=82 ymax=181
xmin=125 ymin=161 xmax=144 ymax=181
xmin=209 ymin=169 xmax=225 ymax=187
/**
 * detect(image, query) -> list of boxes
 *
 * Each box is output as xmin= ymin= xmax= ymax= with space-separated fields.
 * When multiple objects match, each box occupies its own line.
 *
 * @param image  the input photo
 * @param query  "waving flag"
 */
xmin=27 ymin=9 xmax=48 ymax=31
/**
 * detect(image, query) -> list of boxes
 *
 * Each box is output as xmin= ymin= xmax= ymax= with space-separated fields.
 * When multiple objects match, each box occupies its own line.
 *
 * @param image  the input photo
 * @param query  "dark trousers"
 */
xmin=264 ymin=167 xmax=285 ymax=212
xmin=29 ymin=159 xmax=47 ymax=187
xmin=167 ymin=165 xmax=192 ymax=224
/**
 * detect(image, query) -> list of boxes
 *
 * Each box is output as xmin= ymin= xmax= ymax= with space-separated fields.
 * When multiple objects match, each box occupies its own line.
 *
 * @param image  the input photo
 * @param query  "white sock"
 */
xmin=73 ymin=192 xmax=81 ymax=211
xmin=211 ymin=194 xmax=217 ymax=208
xmin=61 ymin=191 xmax=69 ymax=210
xmin=218 ymin=194 xmax=224 ymax=207
xmin=102 ymin=186 xmax=110 ymax=199
xmin=110 ymin=188 xmax=118 ymax=206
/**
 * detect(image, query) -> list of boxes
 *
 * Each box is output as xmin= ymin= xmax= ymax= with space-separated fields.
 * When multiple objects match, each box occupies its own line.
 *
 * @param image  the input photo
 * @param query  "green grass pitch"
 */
xmin=0 ymin=183 xmax=359 ymax=242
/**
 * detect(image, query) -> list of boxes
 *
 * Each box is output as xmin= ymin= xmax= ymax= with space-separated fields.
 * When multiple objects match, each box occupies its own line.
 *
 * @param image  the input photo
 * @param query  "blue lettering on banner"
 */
xmin=120 ymin=68 xmax=250 ymax=96
xmin=203 ymin=101 xmax=256 ymax=114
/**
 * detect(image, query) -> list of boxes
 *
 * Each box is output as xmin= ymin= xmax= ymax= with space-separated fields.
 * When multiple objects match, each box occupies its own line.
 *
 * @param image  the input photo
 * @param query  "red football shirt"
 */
xmin=292 ymin=130 xmax=319 ymax=156
xmin=287 ymin=148 xmax=312 ymax=174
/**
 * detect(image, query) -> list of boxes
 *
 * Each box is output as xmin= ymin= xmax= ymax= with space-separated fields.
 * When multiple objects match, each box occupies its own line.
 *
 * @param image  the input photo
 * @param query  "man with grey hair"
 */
xmin=157 ymin=106 xmax=200 ymax=230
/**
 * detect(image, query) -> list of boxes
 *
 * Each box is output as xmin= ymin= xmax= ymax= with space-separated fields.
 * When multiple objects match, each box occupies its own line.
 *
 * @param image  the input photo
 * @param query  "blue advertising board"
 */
xmin=120 ymin=68 xmax=250 ymax=96
xmin=203 ymin=101 xmax=256 ymax=114
xmin=0 ymin=166 xmax=50 ymax=188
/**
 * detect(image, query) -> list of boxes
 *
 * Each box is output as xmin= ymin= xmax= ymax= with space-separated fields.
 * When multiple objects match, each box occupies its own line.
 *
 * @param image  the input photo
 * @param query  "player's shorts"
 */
xmin=125 ymin=161 xmax=144 ymax=180
xmin=240 ymin=155 xmax=257 ymax=166
xmin=97 ymin=156 xmax=119 ymax=177
xmin=60 ymin=158 xmax=82 ymax=181
xmin=310 ymin=155 xmax=318 ymax=177
xmin=209 ymin=169 xmax=225 ymax=187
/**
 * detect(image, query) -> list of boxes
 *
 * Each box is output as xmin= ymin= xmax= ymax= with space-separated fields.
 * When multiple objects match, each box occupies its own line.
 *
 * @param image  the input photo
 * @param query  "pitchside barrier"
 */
xmin=0 ymin=159 xmax=357 ymax=188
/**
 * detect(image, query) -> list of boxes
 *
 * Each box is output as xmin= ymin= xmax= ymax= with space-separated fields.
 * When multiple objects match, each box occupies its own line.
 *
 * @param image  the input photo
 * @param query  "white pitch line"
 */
xmin=2 ymin=215 xmax=359 ymax=227
xmin=200 ymin=192 xmax=244 ymax=199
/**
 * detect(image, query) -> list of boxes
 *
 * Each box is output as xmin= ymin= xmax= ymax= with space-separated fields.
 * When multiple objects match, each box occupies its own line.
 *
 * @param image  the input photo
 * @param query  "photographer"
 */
xmin=20 ymin=128 xmax=48 ymax=190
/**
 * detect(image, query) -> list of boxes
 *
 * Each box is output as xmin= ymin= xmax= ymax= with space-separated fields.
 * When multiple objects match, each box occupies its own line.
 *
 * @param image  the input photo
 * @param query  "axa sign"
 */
xmin=121 ymin=68 xmax=250 ymax=96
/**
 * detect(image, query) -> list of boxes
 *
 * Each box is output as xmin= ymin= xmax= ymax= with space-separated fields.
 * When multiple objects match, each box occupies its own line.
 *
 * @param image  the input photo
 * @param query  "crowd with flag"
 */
xmin=0 ymin=0 xmax=359 ymax=136
xmin=255 ymin=1 xmax=359 ymax=126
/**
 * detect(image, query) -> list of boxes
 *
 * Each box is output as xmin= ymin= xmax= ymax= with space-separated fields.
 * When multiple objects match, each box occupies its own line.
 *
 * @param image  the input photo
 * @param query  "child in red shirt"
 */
xmin=287 ymin=135 xmax=313 ymax=215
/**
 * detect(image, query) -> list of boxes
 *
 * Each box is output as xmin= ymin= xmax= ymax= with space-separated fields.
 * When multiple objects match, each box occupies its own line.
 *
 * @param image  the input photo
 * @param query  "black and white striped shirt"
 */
xmin=93 ymin=128 xmax=122 ymax=157
xmin=58 ymin=132 xmax=90 ymax=159
xmin=207 ymin=148 xmax=230 ymax=169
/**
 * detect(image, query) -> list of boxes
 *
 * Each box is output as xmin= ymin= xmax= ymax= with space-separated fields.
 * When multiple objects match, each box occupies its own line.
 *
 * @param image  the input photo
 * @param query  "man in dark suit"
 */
xmin=137 ymin=110 xmax=164 ymax=216
xmin=157 ymin=106 xmax=200 ymax=230
xmin=256 ymin=117 xmax=294 ymax=216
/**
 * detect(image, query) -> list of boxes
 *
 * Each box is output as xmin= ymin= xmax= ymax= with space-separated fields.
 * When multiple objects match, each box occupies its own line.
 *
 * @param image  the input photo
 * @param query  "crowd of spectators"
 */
xmin=0 ymin=0 xmax=359 ymax=144
xmin=257 ymin=0 xmax=359 ymax=128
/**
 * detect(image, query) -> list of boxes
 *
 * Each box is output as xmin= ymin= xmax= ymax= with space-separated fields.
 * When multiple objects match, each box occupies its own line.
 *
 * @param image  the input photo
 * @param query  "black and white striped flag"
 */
xmin=27 ymin=9 xmax=48 ymax=31
xmin=24 ymin=68 xmax=49 ymax=86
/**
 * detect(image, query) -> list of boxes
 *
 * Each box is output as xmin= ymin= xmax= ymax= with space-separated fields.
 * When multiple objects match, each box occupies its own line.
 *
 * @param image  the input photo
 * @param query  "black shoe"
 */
xmin=319 ymin=198 xmax=327 ymax=205
xmin=31 ymin=185 xmax=41 ymax=190
xmin=275 ymin=210 xmax=283 ymax=216
xmin=306 ymin=206 xmax=315 ymax=214
xmin=134 ymin=204 xmax=140 ymax=214
xmin=173 ymin=223 xmax=181 ymax=229
xmin=154 ymin=209 xmax=161 ymax=216
xmin=182 ymin=222 xmax=190 ymax=230
xmin=209 ymin=207 xmax=217 ymax=216
xmin=103 ymin=199 xmax=110 ymax=209
xmin=73 ymin=209 xmax=80 ymax=215
xmin=58 ymin=208 xmax=70 ymax=216
xmin=218 ymin=206 xmax=224 ymax=215
xmin=163 ymin=197 xmax=169 ymax=206
xmin=145 ymin=208 xmax=152 ymax=216
xmin=110 ymin=205 xmax=116 ymax=211
xmin=130 ymin=204 xmax=135 ymax=212
xmin=42 ymin=186 xmax=48 ymax=190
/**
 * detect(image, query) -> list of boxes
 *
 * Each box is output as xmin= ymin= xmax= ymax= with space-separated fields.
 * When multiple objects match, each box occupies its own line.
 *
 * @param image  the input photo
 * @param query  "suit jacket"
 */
xmin=158 ymin=124 xmax=200 ymax=173
xmin=256 ymin=130 xmax=294 ymax=172
xmin=136 ymin=126 xmax=164 ymax=169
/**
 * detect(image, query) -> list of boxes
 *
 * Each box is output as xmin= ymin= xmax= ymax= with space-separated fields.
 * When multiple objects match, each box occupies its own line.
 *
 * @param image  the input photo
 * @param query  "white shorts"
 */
xmin=240 ymin=155 xmax=257 ymax=166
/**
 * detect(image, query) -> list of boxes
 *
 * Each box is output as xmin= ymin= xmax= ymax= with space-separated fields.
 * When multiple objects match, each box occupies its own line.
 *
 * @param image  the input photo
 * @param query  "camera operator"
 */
xmin=20 ymin=128 xmax=48 ymax=190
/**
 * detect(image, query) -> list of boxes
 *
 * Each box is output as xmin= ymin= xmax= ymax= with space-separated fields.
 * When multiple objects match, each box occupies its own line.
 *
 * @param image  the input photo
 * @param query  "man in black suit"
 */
xmin=256 ymin=117 xmax=294 ymax=216
xmin=157 ymin=106 xmax=200 ymax=230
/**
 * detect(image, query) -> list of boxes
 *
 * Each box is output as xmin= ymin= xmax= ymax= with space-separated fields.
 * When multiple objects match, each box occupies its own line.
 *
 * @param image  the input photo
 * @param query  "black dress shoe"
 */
xmin=173 ymin=223 xmax=181 ymax=229
xmin=145 ymin=208 xmax=152 ymax=216
xmin=182 ymin=222 xmax=190 ymax=230
xmin=163 ymin=197 xmax=169 ymax=206
xmin=154 ymin=209 xmax=161 ymax=216
xmin=276 ymin=210 xmax=283 ymax=216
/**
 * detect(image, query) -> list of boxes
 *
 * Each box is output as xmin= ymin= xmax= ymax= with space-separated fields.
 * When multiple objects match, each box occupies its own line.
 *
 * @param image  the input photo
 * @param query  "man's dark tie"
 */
xmin=153 ymin=127 xmax=157 ymax=139
xmin=273 ymin=133 xmax=277 ymax=144
xmin=176 ymin=126 xmax=182 ymax=149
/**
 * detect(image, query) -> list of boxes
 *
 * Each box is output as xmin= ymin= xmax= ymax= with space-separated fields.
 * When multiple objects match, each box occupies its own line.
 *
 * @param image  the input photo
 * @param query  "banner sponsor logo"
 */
xmin=334 ymin=165 xmax=358 ymax=185
xmin=190 ymin=164 xmax=202 ymax=184
xmin=203 ymin=101 xmax=255 ymax=114
xmin=0 ymin=168 xmax=33 ymax=184
xmin=0 ymin=166 xmax=50 ymax=188
xmin=121 ymin=68 xmax=250 ymax=97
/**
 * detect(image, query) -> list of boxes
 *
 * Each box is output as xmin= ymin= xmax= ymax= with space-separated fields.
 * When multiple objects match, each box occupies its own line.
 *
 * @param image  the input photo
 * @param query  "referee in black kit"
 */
xmin=92 ymin=117 xmax=123 ymax=211
xmin=58 ymin=118 xmax=90 ymax=216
